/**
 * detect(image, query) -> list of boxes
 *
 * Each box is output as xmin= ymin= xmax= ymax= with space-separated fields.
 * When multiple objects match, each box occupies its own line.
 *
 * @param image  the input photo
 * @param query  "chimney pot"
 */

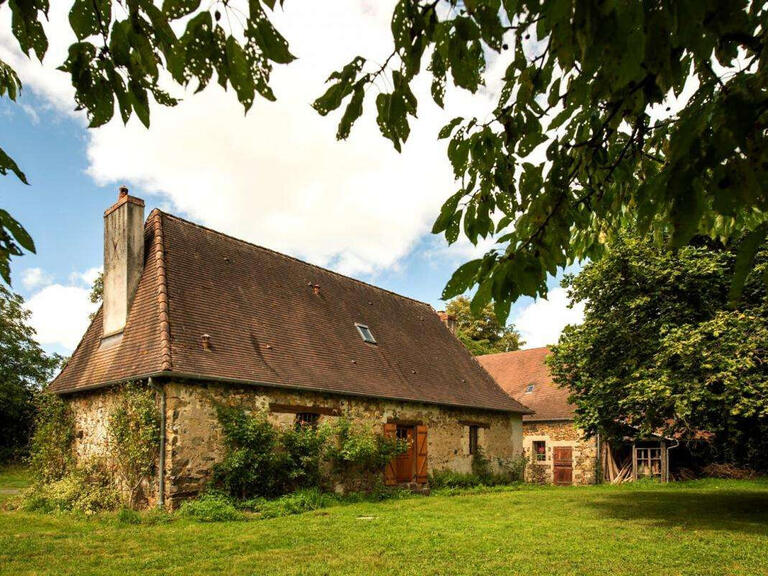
xmin=312 ymin=284 xmax=321 ymax=296
xmin=119 ymin=185 xmax=129 ymax=199
xmin=437 ymin=310 xmax=457 ymax=334
xmin=201 ymin=334 xmax=211 ymax=351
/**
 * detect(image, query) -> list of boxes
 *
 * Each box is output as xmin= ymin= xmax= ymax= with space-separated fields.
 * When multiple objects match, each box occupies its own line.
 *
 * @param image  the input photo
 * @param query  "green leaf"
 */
xmin=248 ymin=1 xmax=296 ymax=64
xmin=432 ymin=190 xmax=464 ymax=234
xmin=0 ymin=146 xmax=28 ymax=184
xmin=442 ymin=259 xmax=482 ymax=300
xmin=163 ymin=0 xmax=201 ymax=19
xmin=336 ymin=83 xmax=365 ymax=140
xmin=0 ymin=209 xmax=35 ymax=253
xmin=728 ymin=223 xmax=768 ymax=305
xmin=226 ymin=36 xmax=256 ymax=112
xmin=0 ymin=60 xmax=22 ymax=101
xmin=438 ymin=117 xmax=463 ymax=140
xmin=69 ymin=0 xmax=109 ymax=41
xmin=312 ymin=57 xmax=365 ymax=116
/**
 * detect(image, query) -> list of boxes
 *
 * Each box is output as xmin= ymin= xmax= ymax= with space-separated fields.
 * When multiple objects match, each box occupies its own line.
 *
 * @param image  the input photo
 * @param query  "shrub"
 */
xmin=179 ymin=492 xmax=244 ymax=522
xmin=107 ymin=383 xmax=160 ymax=507
xmin=256 ymin=488 xmax=334 ymax=519
xmin=21 ymin=459 xmax=121 ymax=514
xmin=280 ymin=424 xmax=330 ymax=491
xmin=429 ymin=469 xmax=483 ymax=489
xmin=430 ymin=454 xmax=528 ymax=490
xmin=213 ymin=406 xmax=289 ymax=499
xmin=116 ymin=507 xmax=142 ymax=525
xmin=471 ymin=447 xmax=493 ymax=482
xmin=325 ymin=418 xmax=406 ymax=491
xmin=27 ymin=392 xmax=74 ymax=484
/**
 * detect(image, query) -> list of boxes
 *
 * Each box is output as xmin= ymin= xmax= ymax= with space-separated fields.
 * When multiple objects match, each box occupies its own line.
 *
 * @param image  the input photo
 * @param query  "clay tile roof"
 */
xmin=478 ymin=347 xmax=573 ymax=421
xmin=50 ymin=211 xmax=529 ymax=414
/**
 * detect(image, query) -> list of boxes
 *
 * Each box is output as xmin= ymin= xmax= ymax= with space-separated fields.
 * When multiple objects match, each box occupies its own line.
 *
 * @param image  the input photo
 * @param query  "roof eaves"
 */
xmin=55 ymin=370 xmax=532 ymax=413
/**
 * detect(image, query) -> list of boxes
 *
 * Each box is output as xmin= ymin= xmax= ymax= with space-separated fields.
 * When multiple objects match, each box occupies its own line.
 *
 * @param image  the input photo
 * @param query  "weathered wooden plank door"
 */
xmin=553 ymin=446 xmax=573 ymax=485
xmin=415 ymin=425 xmax=428 ymax=484
xmin=395 ymin=426 xmax=415 ymax=483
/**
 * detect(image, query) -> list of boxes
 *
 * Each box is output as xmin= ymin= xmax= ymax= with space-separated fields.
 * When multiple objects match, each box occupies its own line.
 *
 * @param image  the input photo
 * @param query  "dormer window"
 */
xmin=355 ymin=323 xmax=377 ymax=344
xmin=525 ymin=384 xmax=535 ymax=394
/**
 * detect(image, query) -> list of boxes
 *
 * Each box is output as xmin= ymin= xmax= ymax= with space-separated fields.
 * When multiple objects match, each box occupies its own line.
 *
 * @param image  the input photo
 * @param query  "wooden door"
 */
xmin=395 ymin=426 xmax=415 ymax=483
xmin=553 ymin=446 xmax=573 ymax=486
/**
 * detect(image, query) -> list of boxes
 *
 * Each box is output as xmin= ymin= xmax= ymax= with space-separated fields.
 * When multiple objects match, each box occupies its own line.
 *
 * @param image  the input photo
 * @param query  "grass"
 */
xmin=1 ymin=467 xmax=767 ymax=576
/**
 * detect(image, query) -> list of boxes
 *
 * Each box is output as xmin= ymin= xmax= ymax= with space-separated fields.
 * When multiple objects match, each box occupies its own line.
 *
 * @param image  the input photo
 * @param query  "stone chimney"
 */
xmin=103 ymin=186 xmax=145 ymax=336
xmin=437 ymin=311 xmax=457 ymax=334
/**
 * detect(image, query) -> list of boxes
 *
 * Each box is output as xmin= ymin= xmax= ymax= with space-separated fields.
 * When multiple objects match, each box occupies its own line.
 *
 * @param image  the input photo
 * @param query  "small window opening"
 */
xmin=295 ymin=412 xmax=319 ymax=429
xmin=533 ymin=440 xmax=547 ymax=462
xmin=525 ymin=383 xmax=535 ymax=394
xmin=355 ymin=323 xmax=377 ymax=344
xmin=468 ymin=425 xmax=479 ymax=455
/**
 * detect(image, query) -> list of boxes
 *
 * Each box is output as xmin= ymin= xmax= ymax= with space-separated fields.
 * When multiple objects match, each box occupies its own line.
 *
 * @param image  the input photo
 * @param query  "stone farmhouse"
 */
xmin=49 ymin=190 xmax=531 ymax=506
xmin=479 ymin=348 xmax=599 ymax=485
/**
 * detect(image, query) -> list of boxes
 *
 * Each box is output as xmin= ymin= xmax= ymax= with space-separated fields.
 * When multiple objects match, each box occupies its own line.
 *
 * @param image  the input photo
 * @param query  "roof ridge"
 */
xmin=481 ymin=346 xmax=551 ymax=358
xmin=158 ymin=210 xmax=433 ymax=309
xmin=150 ymin=210 xmax=172 ymax=371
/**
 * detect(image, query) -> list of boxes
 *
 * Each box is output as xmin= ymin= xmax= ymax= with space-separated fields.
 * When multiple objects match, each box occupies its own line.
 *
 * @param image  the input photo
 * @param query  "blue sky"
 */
xmin=0 ymin=1 xmax=583 ymax=357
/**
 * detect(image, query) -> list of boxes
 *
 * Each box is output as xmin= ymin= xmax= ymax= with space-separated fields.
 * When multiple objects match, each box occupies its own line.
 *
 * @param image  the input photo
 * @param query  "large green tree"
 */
xmin=0 ymin=284 xmax=62 ymax=462
xmin=445 ymin=295 xmax=522 ymax=355
xmin=1 ymin=1 xmax=766 ymax=317
xmin=549 ymin=233 xmax=768 ymax=471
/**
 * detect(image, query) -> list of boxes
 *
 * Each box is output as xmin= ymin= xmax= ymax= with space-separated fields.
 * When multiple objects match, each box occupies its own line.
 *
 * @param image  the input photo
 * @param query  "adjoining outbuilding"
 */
xmin=49 ymin=190 xmax=531 ymax=507
xmin=478 ymin=347 xmax=599 ymax=485
xmin=479 ymin=347 xmax=680 ymax=485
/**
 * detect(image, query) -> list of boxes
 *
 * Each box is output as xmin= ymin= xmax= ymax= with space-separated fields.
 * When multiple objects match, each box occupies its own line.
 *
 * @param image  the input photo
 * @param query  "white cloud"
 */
xmin=1 ymin=1 xmax=507 ymax=279
xmin=69 ymin=266 xmax=102 ymax=287
xmin=513 ymin=287 xmax=584 ymax=349
xmin=21 ymin=267 xmax=52 ymax=289
xmin=26 ymin=283 xmax=98 ymax=351
xmin=80 ymin=1 xmax=501 ymax=276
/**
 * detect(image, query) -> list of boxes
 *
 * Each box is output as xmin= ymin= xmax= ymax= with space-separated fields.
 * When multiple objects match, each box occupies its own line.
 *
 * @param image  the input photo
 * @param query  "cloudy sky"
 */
xmin=0 ymin=1 xmax=583 ymax=356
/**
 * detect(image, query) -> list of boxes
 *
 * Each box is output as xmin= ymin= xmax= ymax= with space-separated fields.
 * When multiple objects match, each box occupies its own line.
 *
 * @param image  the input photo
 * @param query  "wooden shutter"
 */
xmin=415 ymin=425 xmax=428 ymax=484
xmin=383 ymin=423 xmax=397 ymax=486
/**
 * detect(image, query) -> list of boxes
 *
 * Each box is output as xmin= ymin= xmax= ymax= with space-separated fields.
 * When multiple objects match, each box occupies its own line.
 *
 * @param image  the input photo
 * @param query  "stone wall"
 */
xmin=522 ymin=420 xmax=598 ymax=485
xmin=69 ymin=387 xmax=122 ymax=464
xmin=163 ymin=380 xmax=523 ymax=505
xmin=67 ymin=386 xmax=161 ymax=506
xmin=65 ymin=381 xmax=524 ymax=507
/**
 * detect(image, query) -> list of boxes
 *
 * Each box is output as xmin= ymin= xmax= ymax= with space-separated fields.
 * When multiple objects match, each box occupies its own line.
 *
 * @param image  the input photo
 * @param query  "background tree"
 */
xmin=0 ymin=284 xmax=62 ymax=463
xmin=445 ymin=295 xmax=522 ymax=355
xmin=549 ymin=233 xmax=768 ymax=471
xmin=1 ymin=1 xmax=766 ymax=317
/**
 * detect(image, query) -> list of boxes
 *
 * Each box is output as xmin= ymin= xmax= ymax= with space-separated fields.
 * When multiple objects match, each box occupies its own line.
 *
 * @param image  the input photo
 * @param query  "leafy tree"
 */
xmin=0 ymin=284 xmax=61 ymax=462
xmin=1 ymin=1 xmax=767 ymax=318
xmin=549 ymin=233 xmax=768 ymax=471
xmin=444 ymin=295 xmax=522 ymax=355
xmin=89 ymin=271 xmax=103 ymax=305
xmin=88 ymin=271 xmax=103 ymax=321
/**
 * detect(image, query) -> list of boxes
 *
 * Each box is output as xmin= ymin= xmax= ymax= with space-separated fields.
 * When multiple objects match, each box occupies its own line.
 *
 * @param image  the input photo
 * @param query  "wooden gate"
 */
xmin=553 ymin=446 xmax=573 ymax=485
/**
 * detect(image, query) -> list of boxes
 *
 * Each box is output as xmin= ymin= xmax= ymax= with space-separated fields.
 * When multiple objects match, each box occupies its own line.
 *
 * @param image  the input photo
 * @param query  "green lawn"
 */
xmin=1 ymin=467 xmax=767 ymax=576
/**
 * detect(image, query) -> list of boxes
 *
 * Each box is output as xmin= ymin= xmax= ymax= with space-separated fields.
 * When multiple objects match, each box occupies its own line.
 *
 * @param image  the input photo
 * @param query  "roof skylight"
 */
xmin=355 ymin=323 xmax=377 ymax=344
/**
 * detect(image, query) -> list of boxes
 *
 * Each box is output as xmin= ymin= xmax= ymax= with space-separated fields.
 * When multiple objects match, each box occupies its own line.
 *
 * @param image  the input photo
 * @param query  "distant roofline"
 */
xmin=480 ymin=346 xmax=551 ymax=359
xmin=156 ymin=211 xmax=434 ymax=310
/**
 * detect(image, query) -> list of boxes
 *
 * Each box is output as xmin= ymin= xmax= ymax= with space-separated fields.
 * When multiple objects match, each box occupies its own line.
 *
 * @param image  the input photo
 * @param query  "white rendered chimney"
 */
xmin=103 ymin=186 xmax=145 ymax=336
